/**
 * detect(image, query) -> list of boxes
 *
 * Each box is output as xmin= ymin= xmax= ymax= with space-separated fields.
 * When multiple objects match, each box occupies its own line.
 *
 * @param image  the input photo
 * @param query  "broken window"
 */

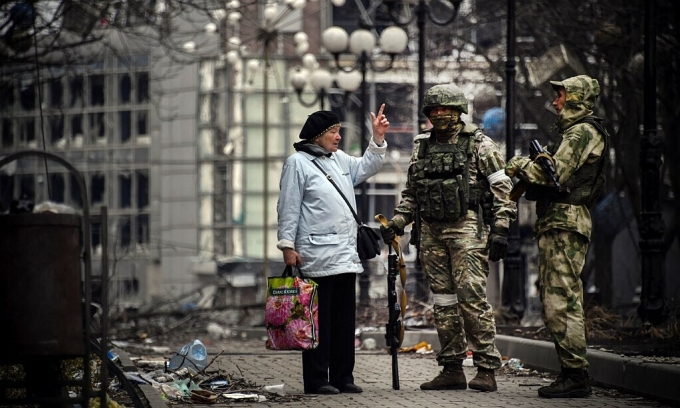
xmin=69 ymin=75 xmax=84 ymax=107
xmin=49 ymin=173 xmax=65 ymax=203
xmin=0 ymin=174 xmax=14 ymax=213
xmin=137 ymin=213 xmax=149 ymax=244
xmin=70 ymin=173 xmax=83 ymax=208
xmin=18 ymin=118 xmax=35 ymax=147
xmin=137 ymin=110 xmax=148 ymax=136
xmin=119 ymin=216 xmax=131 ymax=248
xmin=2 ymin=119 xmax=13 ymax=148
xmin=120 ymin=277 xmax=139 ymax=296
xmin=89 ymin=112 xmax=106 ymax=143
xmin=90 ymin=74 xmax=105 ymax=106
xmin=90 ymin=172 xmax=105 ymax=206
xmin=19 ymin=174 xmax=35 ymax=202
xmin=49 ymin=115 xmax=64 ymax=145
xmin=120 ymin=110 xmax=131 ymax=143
xmin=48 ymin=78 xmax=63 ymax=108
xmin=119 ymin=172 xmax=131 ymax=208
xmin=0 ymin=82 xmax=14 ymax=111
xmin=137 ymin=72 xmax=149 ymax=103
xmin=19 ymin=78 xmax=35 ymax=111
xmin=71 ymin=114 xmax=84 ymax=145
xmin=91 ymin=221 xmax=101 ymax=254
xmin=120 ymin=73 xmax=131 ymax=104
xmin=136 ymin=169 xmax=149 ymax=209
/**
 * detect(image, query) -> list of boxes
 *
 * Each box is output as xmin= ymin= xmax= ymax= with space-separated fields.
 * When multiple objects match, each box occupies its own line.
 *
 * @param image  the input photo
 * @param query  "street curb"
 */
xmin=113 ymin=347 xmax=138 ymax=372
xmin=114 ymin=347 xmax=169 ymax=408
xmin=139 ymin=384 xmax=169 ymax=408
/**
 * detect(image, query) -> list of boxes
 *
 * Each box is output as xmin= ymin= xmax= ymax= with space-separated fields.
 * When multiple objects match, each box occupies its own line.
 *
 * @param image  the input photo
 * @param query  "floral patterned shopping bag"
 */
xmin=265 ymin=266 xmax=319 ymax=350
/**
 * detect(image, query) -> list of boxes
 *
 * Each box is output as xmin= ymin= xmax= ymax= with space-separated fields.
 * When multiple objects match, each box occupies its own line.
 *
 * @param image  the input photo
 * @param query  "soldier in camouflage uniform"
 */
xmin=380 ymin=84 xmax=516 ymax=392
xmin=505 ymin=75 xmax=608 ymax=398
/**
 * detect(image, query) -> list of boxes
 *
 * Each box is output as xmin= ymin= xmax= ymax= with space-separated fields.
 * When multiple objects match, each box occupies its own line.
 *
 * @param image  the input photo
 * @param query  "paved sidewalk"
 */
xmin=170 ymin=349 xmax=674 ymax=408
xmin=127 ymin=328 xmax=679 ymax=408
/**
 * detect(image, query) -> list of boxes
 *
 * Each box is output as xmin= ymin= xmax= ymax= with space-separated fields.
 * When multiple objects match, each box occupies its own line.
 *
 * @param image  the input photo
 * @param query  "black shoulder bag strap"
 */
xmin=311 ymin=160 xmax=362 ymax=225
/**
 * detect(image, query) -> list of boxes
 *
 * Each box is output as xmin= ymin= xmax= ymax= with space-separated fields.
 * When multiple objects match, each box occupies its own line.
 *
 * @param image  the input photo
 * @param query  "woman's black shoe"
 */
xmin=337 ymin=384 xmax=363 ymax=393
xmin=306 ymin=385 xmax=340 ymax=394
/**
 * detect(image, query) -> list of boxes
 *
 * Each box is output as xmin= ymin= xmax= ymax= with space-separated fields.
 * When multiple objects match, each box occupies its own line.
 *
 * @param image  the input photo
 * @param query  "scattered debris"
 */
xmin=399 ymin=341 xmax=433 ymax=354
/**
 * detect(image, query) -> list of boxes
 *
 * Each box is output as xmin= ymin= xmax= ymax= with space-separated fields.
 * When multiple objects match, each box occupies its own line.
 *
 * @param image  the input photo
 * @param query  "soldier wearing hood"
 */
xmin=381 ymin=83 xmax=517 ymax=392
xmin=505 ymin=75 xmax=609 ymax=398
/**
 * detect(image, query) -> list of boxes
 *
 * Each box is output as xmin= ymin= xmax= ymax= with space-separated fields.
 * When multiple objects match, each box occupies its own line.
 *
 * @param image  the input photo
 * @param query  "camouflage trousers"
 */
xmin=537 ymin=228 xmax=589 ymax=369
xmin=420 ymin=217 xmax=502 ymax=370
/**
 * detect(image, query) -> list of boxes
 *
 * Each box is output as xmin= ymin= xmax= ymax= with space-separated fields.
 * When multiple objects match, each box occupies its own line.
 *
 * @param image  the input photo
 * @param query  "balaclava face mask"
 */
xmin=429 ymin=109 xmax=462 ymax=140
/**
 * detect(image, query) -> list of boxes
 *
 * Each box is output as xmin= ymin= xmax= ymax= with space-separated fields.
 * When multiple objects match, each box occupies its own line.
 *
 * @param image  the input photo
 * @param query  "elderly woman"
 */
xmin=276 ymin=106 xmax=389 ymax=395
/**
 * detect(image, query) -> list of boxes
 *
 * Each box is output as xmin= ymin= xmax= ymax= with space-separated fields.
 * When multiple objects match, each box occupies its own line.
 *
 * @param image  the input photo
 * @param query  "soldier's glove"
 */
xmin=380 ymin=220 xmax=399 ymax=245
xmin=487 ymin=226 xmax=509 ymax=262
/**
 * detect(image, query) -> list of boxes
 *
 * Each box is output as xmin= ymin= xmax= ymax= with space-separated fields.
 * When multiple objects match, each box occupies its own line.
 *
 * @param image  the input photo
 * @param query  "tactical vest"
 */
xmin=535 ymin=116 xmax=609 ymax=211
xmin=412 ymin=125 xmax=485 ymax=223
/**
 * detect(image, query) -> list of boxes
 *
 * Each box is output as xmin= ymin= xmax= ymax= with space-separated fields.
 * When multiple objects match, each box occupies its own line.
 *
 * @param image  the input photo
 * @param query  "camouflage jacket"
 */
xmin=506 ymin=75 xmax=606 ymax=240
xmin=393 ymin=123 xmax=516 ymax=234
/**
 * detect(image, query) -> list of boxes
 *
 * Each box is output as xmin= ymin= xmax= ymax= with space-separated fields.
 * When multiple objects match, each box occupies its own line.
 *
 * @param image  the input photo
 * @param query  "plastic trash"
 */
xmin=263 ymin=384 xmax=286 ymax=396
xmin=463 ymin=350 xmax=474 ymax=366
xmin=507 ymin=358 xmax=522 ymax=370
xmin=107 ymin=349 xmax=120 ymax=362
xmin=167 ymin=339 xmax=208 ymax=372
xmin=210 ymin=380 xmax=229 ymax=390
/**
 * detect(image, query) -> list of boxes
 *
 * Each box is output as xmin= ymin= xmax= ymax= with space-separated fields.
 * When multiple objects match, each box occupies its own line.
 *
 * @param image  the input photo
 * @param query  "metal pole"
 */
xmin=637 ymin=0 xmax=669 ymax=326
xmin=359 ymin=51 xmax=371 ymax=306
xmin=501 ymin=0 xmax=525 ymax=322
xmin=408 ymin=0 xmax=430 ymax=305
xmin=263 ymin=49 xmax=270 ymax=301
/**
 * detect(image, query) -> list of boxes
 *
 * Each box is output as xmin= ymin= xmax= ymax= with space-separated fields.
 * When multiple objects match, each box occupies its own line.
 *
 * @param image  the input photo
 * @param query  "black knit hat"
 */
xmin=299 ymin=111 xmax=340 ymax=141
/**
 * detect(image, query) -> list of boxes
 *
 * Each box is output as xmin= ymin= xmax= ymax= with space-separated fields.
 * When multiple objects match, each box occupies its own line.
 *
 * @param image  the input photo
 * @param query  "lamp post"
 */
xmin=500 ymin=0 xmax=525 ymax=323
xmin=381 ymin=0 xmax=462 ymax=131
xmin=638 ymin=0 xmax=669 ymax=327
xmin=321 ymin=25 xmax=407 ymax=306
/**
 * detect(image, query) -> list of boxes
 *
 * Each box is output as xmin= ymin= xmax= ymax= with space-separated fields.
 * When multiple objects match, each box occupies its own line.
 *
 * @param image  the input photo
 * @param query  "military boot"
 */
xmin=538 ymin=368 xmax=592 ymax=398
xmin=468 ymin=367 xmax=497 ymax=392
xmin=420 ymin=364 xmax=467 ymax=390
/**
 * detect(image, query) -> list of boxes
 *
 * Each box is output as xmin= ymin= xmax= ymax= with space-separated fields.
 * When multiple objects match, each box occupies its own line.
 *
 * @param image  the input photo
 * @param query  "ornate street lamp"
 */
xmin=290 ymin=56 xmax=364 ymax=139
xmin=321 ymin=25 xmax=407 ymax=221
xmin=290 ymin=64 xmax=333 ymax=110
xmin=380 ymin=0 xmax=463 ymax=131
xmin=321 ymin=25 xmax=407 ymax=306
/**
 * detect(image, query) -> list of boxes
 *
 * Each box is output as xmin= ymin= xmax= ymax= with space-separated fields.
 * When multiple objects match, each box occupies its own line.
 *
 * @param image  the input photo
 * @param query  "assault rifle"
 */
xmin=376 ymin=213 xmax=406 ymax=390
xmin=385 ymin=251 xmax=401 ymax=390
xmin=530 ymin=140 xmax=562 ymax=193
xmin=509 ymin=140 xmax=563 ymax=202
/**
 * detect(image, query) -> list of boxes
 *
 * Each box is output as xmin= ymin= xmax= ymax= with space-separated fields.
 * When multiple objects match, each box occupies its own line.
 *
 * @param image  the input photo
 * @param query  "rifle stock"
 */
xmin=509 ymin=180 xmax=528 ymax=202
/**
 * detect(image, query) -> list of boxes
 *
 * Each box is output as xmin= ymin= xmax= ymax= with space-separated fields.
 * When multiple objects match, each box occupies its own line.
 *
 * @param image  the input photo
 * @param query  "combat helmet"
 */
xmin=422 ymin=83 xmax=469 ymax=116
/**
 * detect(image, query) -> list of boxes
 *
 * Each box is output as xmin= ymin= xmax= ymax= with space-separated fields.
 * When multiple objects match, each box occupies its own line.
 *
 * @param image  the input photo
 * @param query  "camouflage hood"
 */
xmin=550 ymin=75 xmax=600 ymax=131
